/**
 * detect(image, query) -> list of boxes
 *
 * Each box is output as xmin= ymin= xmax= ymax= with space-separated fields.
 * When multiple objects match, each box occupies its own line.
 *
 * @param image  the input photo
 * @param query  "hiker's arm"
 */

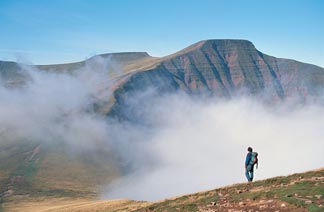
xmin=245 ymin=153 xmax=251 ymax=167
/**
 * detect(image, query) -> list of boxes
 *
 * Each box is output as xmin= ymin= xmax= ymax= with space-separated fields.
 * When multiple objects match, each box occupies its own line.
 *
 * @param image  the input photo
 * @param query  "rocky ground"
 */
xmin=1 ymin=169 xmax=323 ymax=212
xmin=135 ymin=169 xmax=324 ymax=212
xmin=196 ymin=176 xmax=324 ymax=212
xmin=197 ymin=193 xmax=308 ymax=212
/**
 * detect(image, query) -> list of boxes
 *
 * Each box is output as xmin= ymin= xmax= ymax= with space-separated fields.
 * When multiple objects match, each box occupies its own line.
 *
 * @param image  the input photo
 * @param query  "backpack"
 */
xmin=249 ymin=152 xmax=258 ymax=169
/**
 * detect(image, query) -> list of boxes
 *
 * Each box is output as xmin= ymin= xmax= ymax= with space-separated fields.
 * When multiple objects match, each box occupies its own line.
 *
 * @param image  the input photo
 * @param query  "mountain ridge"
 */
xmin=1 ymin=39 xmax=323 ymax=70
xmin=2 ymin=39 xmax=324 ymax=120
xmin=106 ymin=39 xmax=324 ymax=120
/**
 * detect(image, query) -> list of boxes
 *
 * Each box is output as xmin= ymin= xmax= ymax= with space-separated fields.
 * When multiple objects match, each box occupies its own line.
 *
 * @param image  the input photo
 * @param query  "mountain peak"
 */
xmin=199 ymin=39 xmax=256 ymax=51
xmin=90 ymin=52 xmax=152 ymax=61
xmin=170 ymin=39 xmax=256 ymax=58
xmin=201 ymin=39 xmax=254 ymax=45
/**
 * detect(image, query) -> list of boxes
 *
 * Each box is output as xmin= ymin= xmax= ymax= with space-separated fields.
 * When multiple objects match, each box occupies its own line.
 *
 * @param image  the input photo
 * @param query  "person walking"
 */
xmin=245 ymin=147 xmax=258 ymax=182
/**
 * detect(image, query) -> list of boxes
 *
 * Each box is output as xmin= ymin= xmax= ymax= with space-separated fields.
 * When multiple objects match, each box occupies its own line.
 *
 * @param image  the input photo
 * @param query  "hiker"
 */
xmin=245 ymin=147 xmax=258 ymax=182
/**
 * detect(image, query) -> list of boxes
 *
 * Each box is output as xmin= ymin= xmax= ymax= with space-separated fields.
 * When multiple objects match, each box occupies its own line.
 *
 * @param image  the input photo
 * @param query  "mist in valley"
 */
xmin=104 ymin=94 xmax=324 ymax=200
xmin=0 ymin=58 xmax=323 ymax=201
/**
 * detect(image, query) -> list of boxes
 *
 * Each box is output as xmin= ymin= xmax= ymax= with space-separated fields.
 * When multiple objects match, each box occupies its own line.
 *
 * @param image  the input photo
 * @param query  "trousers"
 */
xmin=245 ymin=165 xmax=254 ymax=182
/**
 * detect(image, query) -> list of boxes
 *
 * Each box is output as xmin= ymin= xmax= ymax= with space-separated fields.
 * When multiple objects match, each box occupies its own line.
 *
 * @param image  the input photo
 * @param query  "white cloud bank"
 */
xmin=104 ymin=95 xmax=324 ymax=201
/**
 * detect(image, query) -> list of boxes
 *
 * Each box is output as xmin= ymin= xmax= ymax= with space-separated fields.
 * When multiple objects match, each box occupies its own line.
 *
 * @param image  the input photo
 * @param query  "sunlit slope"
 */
xmin=3 ymin=198 xmax=150 ymax=212
xmin=37 ymin=52 xmax=159 ymax=75
xmin=132 ymin=168 xmax=324 ymax=212
xmin=2 ymin=169 xmax=323 ymax=212
xmin=0 ymin=140 xmax=120 ymax=197
xmin=108 ymin=40 xmax=324 ymax=121
xmin=0 ymin=52 xmax=159 ymax=86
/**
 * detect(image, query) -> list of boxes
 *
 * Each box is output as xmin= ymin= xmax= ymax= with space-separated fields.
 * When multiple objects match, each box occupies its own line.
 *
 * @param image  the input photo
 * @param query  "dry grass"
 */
xmin=33 ymin=150 xmax=120 ymax=193
xmin=2 ymin=168 xmax=323 ymax=212
xmin=3 ymin=196 xmax=150 ymax=212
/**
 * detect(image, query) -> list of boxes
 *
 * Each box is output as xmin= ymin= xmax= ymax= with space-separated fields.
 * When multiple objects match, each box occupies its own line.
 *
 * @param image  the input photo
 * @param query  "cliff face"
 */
xmin=160 ymin=40 xmax=281 ymax=97
xmin=109 ymin=40 xmax=324 ymax=120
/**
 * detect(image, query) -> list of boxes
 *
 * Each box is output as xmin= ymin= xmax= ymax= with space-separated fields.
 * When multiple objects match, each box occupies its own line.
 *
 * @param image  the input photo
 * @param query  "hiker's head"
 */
xmin=248 ymin=147 xmax=253 ymax=152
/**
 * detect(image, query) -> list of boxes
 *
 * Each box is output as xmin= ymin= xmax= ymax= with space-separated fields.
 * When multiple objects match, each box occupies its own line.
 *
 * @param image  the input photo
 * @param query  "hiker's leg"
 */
xmin=245 ymin=169 xmax=251 ymax=181
xmin=250 ymin=171 xmax=254 ymax=181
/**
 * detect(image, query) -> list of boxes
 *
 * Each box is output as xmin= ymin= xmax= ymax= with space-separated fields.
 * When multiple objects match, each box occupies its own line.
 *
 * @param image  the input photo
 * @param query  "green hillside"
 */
xmin=2 ymin=168 xmax=323 ymax=212
xmin=134 ymin=168 xmax=324 ymax=212
xmin=0 ymin=140 xmax=120 ymax=200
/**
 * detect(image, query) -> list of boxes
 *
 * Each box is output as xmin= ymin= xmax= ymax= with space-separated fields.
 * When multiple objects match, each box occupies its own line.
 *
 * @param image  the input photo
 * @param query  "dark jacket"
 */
xmin=245 ymin=152 xmax=252 ymax=167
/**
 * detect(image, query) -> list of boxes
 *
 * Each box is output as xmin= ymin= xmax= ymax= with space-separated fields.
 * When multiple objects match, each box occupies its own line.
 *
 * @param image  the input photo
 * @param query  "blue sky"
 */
xmin=0 ymin=0 xmax=323 ymax=66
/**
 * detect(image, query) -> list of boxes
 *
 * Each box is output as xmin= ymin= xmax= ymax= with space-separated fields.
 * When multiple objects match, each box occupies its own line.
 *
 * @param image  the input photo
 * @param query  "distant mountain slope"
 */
xmin=37 ymin=52 xmax=157 ymax=74
xmin=2 ymin=40 xmax=324 ymax=120
xmin=0 ymin=52 xmax=157 ymax=87
xmin=0 ymin=140 xmax=120 ymax=198
xmin=159 ymin=39 xmax=324 ymax=99
xmin=108 ymin=40 xmax=324 ymax=120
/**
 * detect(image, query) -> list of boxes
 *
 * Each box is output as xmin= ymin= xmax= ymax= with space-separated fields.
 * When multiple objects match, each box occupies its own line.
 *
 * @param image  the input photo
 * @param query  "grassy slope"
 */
xmin=133 ymin=168 xmax=324 ymax=212
xmin=3 ymin=197 xmax=150 ymax=212
xmin=2 ymin=168 xmax=323 ymax=212
xmin=0 ymin=140 xmax=120 ymax=203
